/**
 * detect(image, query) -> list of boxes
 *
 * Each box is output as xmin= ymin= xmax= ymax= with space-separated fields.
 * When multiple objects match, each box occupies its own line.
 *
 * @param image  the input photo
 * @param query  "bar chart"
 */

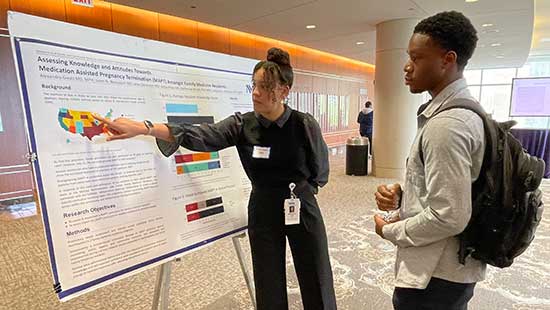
xmin=185 ymin=197 xmax=224 ymax=222
xmin=165 ymin=104 xmax=221 ymax=175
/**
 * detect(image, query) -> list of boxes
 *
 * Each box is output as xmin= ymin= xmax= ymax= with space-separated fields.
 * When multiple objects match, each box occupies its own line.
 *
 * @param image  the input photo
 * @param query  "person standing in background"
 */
xmin=357 ymin=101 xmax=373 ymax=155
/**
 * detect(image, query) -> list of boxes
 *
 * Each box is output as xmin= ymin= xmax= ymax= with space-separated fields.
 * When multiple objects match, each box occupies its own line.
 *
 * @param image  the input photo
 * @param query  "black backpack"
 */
xmin=419 ymin=98 xmax=545 ymax=268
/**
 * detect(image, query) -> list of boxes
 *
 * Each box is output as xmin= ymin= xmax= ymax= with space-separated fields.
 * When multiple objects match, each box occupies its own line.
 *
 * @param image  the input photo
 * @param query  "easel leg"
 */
xmin=232 ymin=233 xmax=257 ymax=310
xmin=151 ymin=261 xmax=173 ymax=310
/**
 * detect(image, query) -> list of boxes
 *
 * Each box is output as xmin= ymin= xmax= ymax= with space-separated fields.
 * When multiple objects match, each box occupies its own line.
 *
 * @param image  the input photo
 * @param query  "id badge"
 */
xmin=284 ymin=182 xmax=300 ymax=225
xmin=252 ymin=146 xmax=270 ymax=159
xmin=284 ymin=198 xmax=301 ymax=225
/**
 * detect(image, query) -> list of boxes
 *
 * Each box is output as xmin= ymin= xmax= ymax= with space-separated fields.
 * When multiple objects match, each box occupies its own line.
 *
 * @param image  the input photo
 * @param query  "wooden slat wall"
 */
xmin=0 ymin=0 xmax=8 ymax=28
xmin=0 ymin=38 xmax=33 ymax=201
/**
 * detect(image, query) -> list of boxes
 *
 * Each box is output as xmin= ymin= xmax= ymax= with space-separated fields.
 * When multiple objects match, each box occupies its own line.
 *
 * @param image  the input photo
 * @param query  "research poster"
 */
xmin=9 ymin=11 xmax=255 ymax=300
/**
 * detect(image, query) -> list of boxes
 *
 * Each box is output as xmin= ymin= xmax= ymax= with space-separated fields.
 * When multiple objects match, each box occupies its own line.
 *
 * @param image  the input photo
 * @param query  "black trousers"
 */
xmin=360 ymin=132 xmax=372 ymax=155
xmin=247 ymin=184 xmax=337 ymax=310
xmin=393 ymin=277 xmax=476 ymax=310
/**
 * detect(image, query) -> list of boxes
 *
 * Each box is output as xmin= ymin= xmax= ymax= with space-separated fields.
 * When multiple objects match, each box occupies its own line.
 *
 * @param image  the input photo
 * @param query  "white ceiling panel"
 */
xmin=107 ymin=0 xmax=539 ymax=69
xmin=412 ymin=0 xmax=533 ymax=15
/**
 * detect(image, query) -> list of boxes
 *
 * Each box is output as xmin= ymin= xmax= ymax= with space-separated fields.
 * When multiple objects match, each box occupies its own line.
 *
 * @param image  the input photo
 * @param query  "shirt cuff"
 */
xmin=156 ymin=123 xmax=183 ymax=157
xmin=382 ymin=220 xmax=406 ymax=246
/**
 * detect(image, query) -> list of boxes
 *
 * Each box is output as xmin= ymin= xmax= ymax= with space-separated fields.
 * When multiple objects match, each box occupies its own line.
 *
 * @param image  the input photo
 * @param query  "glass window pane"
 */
xmin=482 ymin=68 xmax=517 ymax=85
xmin=517 ymin=64 xmax=532 ymax=78
xmin=468 ymin=86 xmax=481 ymax=101
xmin=463 ymin=70 xmax=481 ymax=85
xmin=512 ymin=117 xmax=550 ymax=129
xmin=480 ymin=85 xmax=512 ymax=121
xmin=317 ymin=94 xmax=327 ymax=132
xmin=328 ymin=95 xmax=339 ymax=132
xmin=518 ymin=61 xmax=550 ymax=77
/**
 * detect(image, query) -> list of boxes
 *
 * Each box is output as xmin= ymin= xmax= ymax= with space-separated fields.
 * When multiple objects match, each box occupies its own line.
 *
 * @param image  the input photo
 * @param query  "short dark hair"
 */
xmin=414 ymin=11 xmax=478 ymax=70
xmin=365 ymin=101 xmax=372 ymax=108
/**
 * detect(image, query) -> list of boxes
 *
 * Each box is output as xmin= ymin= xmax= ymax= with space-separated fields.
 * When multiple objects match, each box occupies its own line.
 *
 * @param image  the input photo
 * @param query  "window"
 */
xmin=328 ymin=95 xmax=339 ymax=131
xmin=480 ymin=85 xmax=511 ymax=121
xmin=462 ymin=62 xmax=550 ymax=128
xmin=512 ymin=117 xmax=550 ymax=129
xmin=482 ymin=68 xmax=517 ymax=85
xmin=468 ymin=86 xmax=481 ymax=101
xmin=339 ymin=95 xmax=350 ymax=130
xmin=464 ymin=70 xmax=482 ymax=85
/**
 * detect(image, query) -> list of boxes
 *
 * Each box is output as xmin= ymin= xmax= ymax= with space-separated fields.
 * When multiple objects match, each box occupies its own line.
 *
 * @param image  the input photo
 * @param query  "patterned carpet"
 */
xmin=1 ymin=153 xmax=549 ymax=310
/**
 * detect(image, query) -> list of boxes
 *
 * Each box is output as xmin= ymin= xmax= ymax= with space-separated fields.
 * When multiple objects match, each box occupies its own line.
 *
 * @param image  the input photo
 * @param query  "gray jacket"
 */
xmin=382 ymin=78 xmax=487 ymax=289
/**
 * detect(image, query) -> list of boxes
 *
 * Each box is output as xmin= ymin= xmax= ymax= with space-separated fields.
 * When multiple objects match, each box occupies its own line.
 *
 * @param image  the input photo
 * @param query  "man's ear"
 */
xmin=444 ymin=51 xmax=458 ymax=69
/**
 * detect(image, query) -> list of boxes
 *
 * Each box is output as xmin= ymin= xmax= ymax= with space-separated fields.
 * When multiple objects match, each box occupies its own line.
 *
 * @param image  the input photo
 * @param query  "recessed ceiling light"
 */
xmin=306 ymin=25 xmax=316 ymax=29
xmin=482 ymin=23 xmax=493 ymax=27
xmin=465 ymin=0 xmax=478 ymax=2
xmin=491 ymin=43 xmax=502 ymax=47
xmin=356 ymin=41 xmax=365 ymax=45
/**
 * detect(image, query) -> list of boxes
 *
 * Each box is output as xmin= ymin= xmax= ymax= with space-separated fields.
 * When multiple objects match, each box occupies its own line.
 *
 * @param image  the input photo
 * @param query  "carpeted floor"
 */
xmin=1 ymin=153 xmax=549 ymax=310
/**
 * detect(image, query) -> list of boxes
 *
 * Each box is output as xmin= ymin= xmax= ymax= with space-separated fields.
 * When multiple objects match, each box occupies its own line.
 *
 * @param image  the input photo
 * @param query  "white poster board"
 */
xmin=8 ymin=11 xmax=255 ymax=301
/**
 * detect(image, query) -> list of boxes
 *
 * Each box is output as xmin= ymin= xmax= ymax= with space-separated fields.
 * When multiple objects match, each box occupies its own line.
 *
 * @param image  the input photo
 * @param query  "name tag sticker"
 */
xmin=252 ymin=146 xmax=270 ymax=159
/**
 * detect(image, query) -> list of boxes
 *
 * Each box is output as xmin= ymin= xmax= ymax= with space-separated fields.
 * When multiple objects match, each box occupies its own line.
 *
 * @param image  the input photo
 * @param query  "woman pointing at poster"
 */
xmin=94 ymin=47 xmax=337 ymax=310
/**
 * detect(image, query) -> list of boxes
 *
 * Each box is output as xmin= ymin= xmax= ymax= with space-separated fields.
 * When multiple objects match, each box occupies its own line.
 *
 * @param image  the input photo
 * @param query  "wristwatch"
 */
xmin=143 ymin=120 xmax=154 ymax=135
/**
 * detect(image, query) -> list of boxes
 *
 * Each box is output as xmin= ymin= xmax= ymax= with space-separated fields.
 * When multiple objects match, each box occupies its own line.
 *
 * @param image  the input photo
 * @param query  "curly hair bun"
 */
xmin=266 ymin=47 xmax=291 ymax=67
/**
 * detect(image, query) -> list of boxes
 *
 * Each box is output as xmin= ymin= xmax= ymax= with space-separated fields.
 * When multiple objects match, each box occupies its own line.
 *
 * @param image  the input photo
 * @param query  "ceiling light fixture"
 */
xmin=496 ymin=55 xmax=505 ymax=59
xmin=465 ymin=0 xmax=478 ymax=2
xmin=356 ymin=41 xmax=365 ymax=45
xmin=306 ymin=25 xmax=316 ymax=29
xmin=491 ymin=43 xmax=501 ymax=47
xmin=482 ymin=23 xmax=493 ymax=27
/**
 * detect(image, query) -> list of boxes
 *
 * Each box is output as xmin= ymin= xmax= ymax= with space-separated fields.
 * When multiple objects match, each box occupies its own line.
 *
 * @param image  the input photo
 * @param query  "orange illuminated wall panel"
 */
xmin=111 ymin=3 xmax=159 ymax=40
xmin=9 ymin=0 xmax=66 ymax=21
xmin=229 ymin=30 xmax=256 ymax=59
xmin=64 ymin=0 xmax=112 ymax=31
xmin=197 ymin=22 xmax=230 ymax=54
xmin=159 ymin=13 xmax=198 ymax=48
xmin=0 ymin=0 xmax=8 ymax=28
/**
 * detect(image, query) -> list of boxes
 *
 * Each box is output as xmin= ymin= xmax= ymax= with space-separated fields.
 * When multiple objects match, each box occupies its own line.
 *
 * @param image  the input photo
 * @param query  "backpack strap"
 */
xmin=418 ymin=98 xmax=488 ymax=166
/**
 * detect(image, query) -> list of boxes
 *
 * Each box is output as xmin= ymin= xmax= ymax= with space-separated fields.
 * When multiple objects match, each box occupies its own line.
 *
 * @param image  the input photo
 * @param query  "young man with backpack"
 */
xmin=374 ymin=11 xmax=484 ymax=309
xmin=374 ymin=11 xmax=545 ymax=310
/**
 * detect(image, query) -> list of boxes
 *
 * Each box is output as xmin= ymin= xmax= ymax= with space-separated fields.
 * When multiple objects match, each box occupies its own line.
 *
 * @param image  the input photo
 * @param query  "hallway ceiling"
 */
xmin=107 ymin=0 xmax=539 ymax=69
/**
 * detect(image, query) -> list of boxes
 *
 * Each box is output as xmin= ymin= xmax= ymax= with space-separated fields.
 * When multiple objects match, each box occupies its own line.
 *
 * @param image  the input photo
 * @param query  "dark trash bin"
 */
xmin=346 ymin=136 xmax=369 ymax=176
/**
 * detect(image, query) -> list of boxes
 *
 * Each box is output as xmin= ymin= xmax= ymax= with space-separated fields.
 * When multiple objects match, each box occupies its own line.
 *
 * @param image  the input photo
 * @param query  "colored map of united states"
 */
xmin=58 ymin=108 xmax=112 ymax=140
